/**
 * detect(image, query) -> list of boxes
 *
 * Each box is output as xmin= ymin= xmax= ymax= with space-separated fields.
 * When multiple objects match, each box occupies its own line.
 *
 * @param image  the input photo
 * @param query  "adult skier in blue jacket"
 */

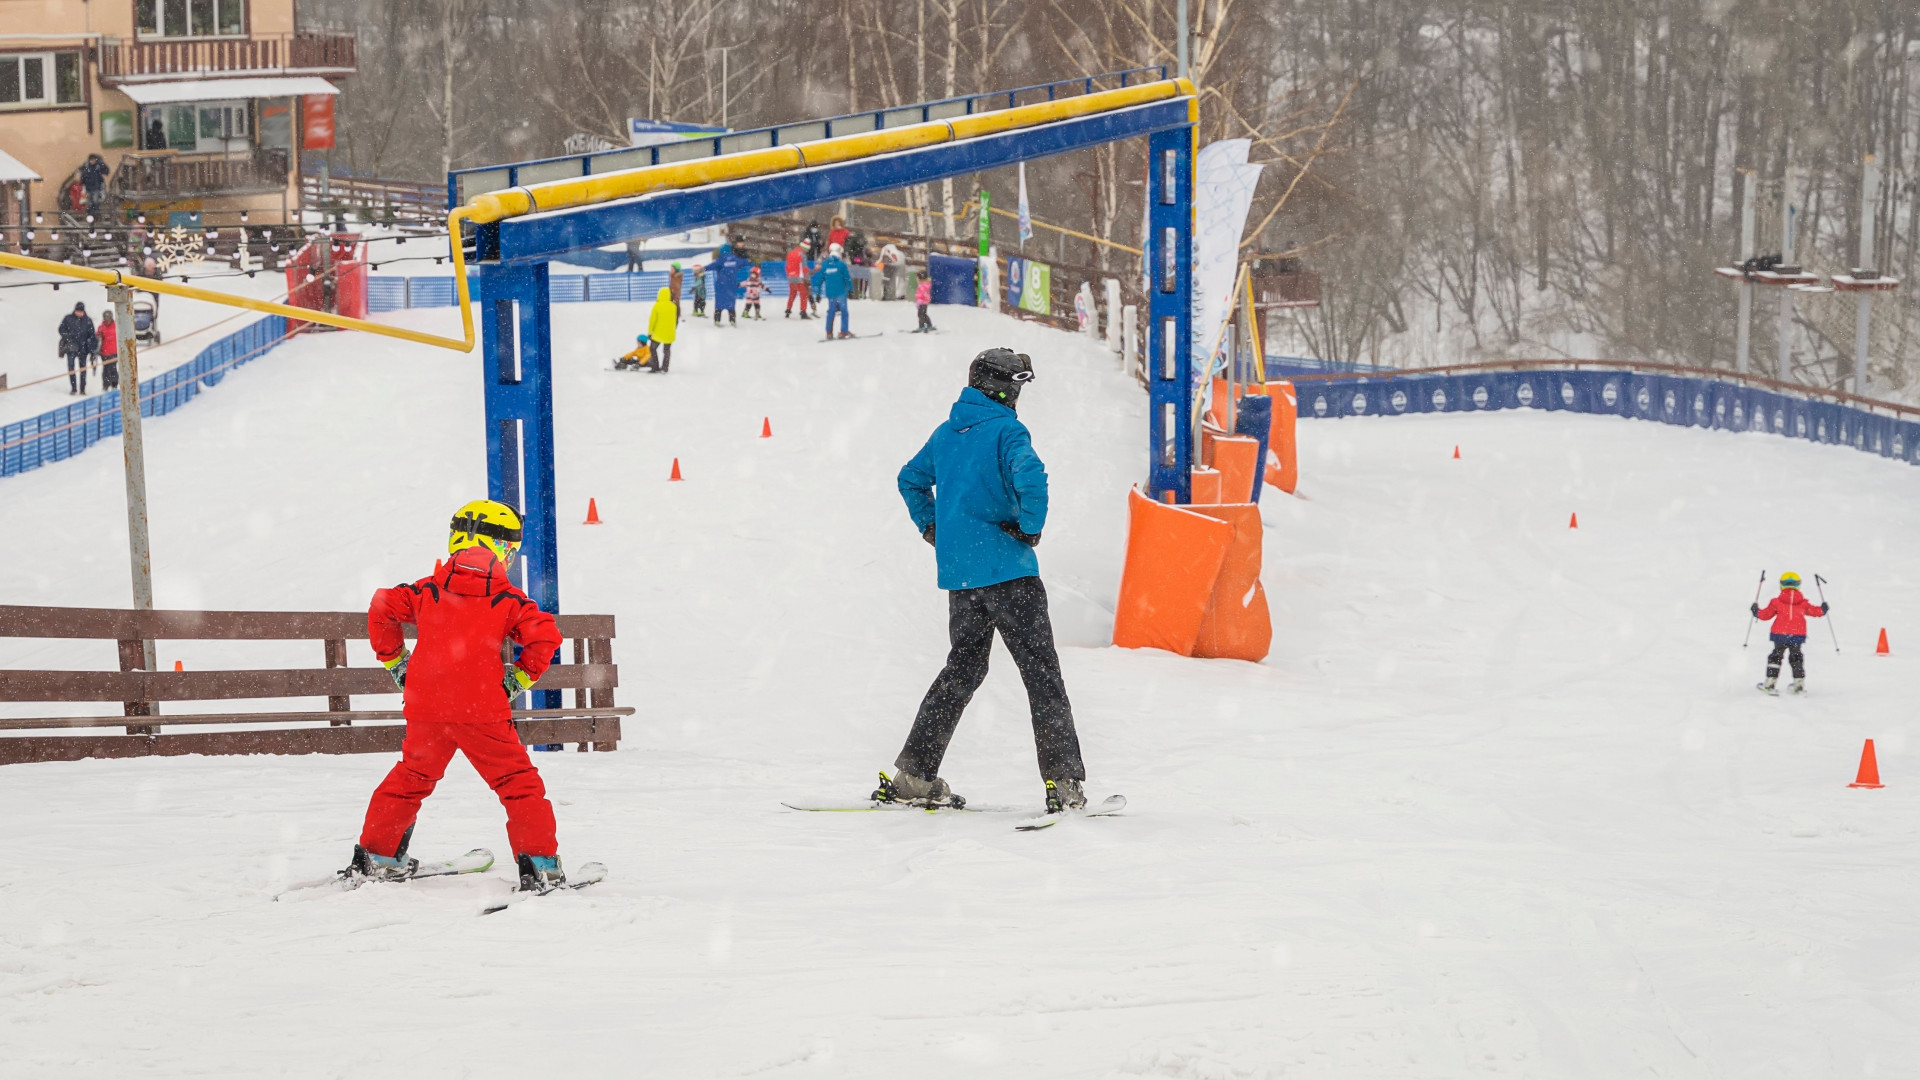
xmin=883 ymin=348 xmax=1088 ymax=813
xmin=812 ymin=243 xmax=854 ymax=339
xmin=709 ymin=243 xmax=748 ymax=326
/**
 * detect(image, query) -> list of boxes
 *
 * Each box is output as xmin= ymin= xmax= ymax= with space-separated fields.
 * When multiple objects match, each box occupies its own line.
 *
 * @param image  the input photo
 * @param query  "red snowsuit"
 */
xmin=785 ymin=246 xmax=811 ymax=314
xmin=1757 ymin=588 xmax=1825 ymax=640
xmin=359 ymin=546 xmax=565 ymax=858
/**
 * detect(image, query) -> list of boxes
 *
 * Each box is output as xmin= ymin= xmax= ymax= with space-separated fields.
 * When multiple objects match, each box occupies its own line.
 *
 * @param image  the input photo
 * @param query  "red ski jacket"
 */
xmin=1757 ymin=588 xmax=1826 ymax=638
xmin=368 ymin=546 xmax=562 ymax=724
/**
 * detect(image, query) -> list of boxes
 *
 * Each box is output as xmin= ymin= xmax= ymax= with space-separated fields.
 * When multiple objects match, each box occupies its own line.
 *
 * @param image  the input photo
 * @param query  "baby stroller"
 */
xmin=131 ymin=291 xmax=161 ymax=346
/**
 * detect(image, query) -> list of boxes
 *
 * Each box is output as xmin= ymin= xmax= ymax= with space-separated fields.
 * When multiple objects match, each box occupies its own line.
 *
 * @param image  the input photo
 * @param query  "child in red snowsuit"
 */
xmin=1752 ymin=572 xmax=1827 ymax=694
xmin=348 ymin=499 xmax=572 ymax=890
xmin=785 ymin=244 xmax=811 ymax=318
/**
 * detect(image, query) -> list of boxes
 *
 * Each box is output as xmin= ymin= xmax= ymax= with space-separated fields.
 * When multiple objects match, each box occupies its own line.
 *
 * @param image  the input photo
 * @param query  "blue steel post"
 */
xmin=1146 ymin=126 xmax=1195 ymax=503
xmin=475 ymin=261 xmax=563 ymax=710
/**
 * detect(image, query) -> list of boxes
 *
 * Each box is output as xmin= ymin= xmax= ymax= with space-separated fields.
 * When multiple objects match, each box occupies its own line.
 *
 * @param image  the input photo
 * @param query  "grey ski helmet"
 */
xmin=969 ymin=347 xmax=1034 ymax=405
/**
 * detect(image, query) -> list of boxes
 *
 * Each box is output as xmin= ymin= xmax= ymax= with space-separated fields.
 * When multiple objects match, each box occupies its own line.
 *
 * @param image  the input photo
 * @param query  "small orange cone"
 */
xmin=584 ymin=498 xmax=602 ymax=525
xmin=761 ymin=417 xmax=773 ymax=438
xmin=173 ymin=660 xmax=183 ymax=672
xmin=1848 ymin=739 xmax=1885 ymax=788
xmin=1876 ymin=628 xmax=1889 ymax=655
xmin=434 ymin=558 xmax=443 ymax=577
xmin=1569 ymin=512 xmax=1579 ymax=529
xmin=1452 ymin=445 xmax=1460 ymax=459
xmin=669 ymin=457 xmax=684 ymax=481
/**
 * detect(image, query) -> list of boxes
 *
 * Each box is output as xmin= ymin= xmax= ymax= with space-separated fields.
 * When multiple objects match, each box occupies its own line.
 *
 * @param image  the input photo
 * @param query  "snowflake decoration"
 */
xmin=153 ymin=226 xmax=206 ymax=274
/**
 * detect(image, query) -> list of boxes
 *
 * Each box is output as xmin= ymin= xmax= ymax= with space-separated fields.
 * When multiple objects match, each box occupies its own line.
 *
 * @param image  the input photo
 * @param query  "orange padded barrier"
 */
xmin=1190 ymin=467 xmax=1223 ymax=504
xmin=1112 ymin=487 xmax=1234 ymax=656
xmin=1210 ymin=434 xmax=1260 ymax=504
xmin=1206 ymin=377 xmax=1231 ymax=430
xmin=1186 ymin=502 xmax=1271 ymax=662
xmin=1263 ymin=381 xmax=1298 ymax=494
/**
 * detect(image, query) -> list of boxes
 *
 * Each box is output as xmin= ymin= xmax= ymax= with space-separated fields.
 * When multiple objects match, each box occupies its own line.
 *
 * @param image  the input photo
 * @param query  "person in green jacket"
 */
xmin=646 ymin=286 xmax=678 ymax=373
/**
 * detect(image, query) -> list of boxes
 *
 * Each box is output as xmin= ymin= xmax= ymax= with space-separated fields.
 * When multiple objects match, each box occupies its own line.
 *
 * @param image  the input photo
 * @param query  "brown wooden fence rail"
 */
xmin=0 ymin=605 xmax=629 ymax=766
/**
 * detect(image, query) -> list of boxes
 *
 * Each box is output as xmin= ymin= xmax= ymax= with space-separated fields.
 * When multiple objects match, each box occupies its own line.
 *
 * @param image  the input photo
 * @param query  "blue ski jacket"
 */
xmin=898 ymin=387 xmax=1048 ymax=591
xmin=709 ymin=246 xmax=747 ymax=308
xmin=811 ymin=255 xmax=853 ymax=301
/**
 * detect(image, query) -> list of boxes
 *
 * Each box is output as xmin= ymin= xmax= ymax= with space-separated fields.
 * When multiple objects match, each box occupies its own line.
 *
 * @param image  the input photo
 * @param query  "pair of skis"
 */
xmin=275 ymin=848 xmax=606 ymax=915
xmin=783 ymin=791 xmax=1126 ymax=832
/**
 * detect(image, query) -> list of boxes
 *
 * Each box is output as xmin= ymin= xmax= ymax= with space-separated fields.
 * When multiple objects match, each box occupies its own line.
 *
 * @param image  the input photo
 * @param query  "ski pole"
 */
xmin=1743 ymin=568 xmax=1766 ymax=647
xmin=1814 ymin=574 xmax=1841 ymax=653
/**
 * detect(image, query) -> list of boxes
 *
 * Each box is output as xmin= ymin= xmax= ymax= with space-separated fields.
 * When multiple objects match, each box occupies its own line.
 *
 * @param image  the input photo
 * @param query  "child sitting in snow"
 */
xmin=614 ymin=334 xmax=652 ymax=372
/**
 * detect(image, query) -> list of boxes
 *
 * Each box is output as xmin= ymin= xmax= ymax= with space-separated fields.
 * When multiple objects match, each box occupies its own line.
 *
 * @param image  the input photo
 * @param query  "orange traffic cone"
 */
xmin=1875 ymin=628 xmax=1889 ymax=655
xmin=1452 ymin=445 xmax=1460 ymax=459
xmin=434 ymin=558 xmax=443 ymax=577
xmin=669 ymin=457 xmax=684 ymax=481
xmin=1568 ymin=512 xmax=1579 ymax=529
xmin=173 ymin=660 xmax=183 ymax=672
xmin=584 ymin=498 xmax=602 ymax=525
xmin=761 ymin=417 xmax=773 ymax=438
xmin=1848 ymin=739 xmax=1885 ymax=788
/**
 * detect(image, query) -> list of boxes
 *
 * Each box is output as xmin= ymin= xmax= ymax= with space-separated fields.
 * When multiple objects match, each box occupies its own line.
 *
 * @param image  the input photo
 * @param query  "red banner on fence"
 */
xmin=301 ymin=96 xmax=336 ymax=150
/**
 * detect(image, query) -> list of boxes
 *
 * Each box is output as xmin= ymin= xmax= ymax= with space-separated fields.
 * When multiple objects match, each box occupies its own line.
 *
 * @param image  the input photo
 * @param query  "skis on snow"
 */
xmin=1015 ymin=794 xmax=1128 ymax=832
xmin=274 ymin=847 xmax=496 ymax=900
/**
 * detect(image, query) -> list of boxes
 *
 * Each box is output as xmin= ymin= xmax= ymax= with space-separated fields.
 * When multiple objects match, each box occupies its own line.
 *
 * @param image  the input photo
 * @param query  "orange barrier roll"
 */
xmin=1210 ymin=435 xmax=1260 ymax=504
xmin=1207 ymin=377 xmax=1232 ymax=430
xmin=1263 ymin=381 xmax=1298 ymax=494
xmin=1112 ymin=487 xmax=1234 ymax=656
xmin=1186 ymin=502 xmax=1271 ymax=662
xmin=1190 ymin=467 xmax=1223 ymax=505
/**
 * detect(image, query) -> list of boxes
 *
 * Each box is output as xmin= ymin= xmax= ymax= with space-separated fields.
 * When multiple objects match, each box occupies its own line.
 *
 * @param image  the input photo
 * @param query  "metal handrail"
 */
xmin=446 ymin=66 xmax=1169 ymax=209
xmin=1284 ymin=358 xmax=1920 ymax=419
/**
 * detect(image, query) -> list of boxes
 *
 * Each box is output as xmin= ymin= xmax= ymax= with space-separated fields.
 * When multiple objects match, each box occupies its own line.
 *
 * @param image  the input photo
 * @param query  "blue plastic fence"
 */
xmin=2 ymin=315 xmax=292 ymax=479
xmin=1291 ymin=368 xmax=1920 ymax=466
xmin=367 ymin=265 xmax=791 ymax=313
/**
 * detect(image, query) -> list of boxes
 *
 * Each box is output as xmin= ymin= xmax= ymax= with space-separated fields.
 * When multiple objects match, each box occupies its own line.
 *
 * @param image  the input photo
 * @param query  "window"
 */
xmin=0 ymin=52 xmax=87 ymax=109
xmin=137 ymin=0 xmax=245 ymax=38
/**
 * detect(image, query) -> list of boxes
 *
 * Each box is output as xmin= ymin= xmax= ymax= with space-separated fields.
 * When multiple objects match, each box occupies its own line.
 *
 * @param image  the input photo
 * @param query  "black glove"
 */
xmin=1822 ymin=602 xmax=1831 ymax=614
xmin=1750 ymin=604 xmax=1760 ymax=618
xmin=920 ymin=523 xmax=936 ymax=546
xmin=999 ymin=521 xmax=1041 ymax=547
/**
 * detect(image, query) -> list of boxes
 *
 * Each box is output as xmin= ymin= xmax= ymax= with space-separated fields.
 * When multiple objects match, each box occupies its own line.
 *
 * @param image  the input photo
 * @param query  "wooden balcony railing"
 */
xmin=97 ymin=31 xmax=356 ymax=82
xmin=112 ymin=149 xmax=291 ymax=201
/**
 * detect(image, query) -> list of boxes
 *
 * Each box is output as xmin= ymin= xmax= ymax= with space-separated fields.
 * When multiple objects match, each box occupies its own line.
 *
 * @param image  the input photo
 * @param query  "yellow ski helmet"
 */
xmin=1779 ymin=572 xmax=1801 ymax=589
xmin=449 ymin=499 xmax=523 ymax=565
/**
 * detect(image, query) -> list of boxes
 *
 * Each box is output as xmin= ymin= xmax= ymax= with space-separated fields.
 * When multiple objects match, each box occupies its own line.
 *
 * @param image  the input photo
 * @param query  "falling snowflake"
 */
xmin=153 ymin=226 xmax=206 ymax=274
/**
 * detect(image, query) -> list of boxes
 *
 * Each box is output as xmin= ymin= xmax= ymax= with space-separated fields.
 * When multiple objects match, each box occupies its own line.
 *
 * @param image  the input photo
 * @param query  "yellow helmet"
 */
xmin=448 ymin=499 xmax=523 ymax=565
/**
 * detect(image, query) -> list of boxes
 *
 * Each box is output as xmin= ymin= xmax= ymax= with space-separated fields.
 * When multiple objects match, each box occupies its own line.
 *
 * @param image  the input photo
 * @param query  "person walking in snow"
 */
xmin=647 ymin=285 xmax=678 ymax=372
xmin=913 ymin=270 xmax=935 ymax=332
xmin=58 ymin=302 xmax=97 ymax=395
xmin=802 ymin=220 xmax=824 ymax=261
xmin=97 ymin=309 xmax=120 ymax=390
xmin=349 ymin=500 xmax=573 ymax=893
xmin=881 ymin=348 xmax=1088 ymax=813
xmin=812 ymin=243 xmax=854 ymax=340
xmin=668 ymin=263 xmax=686 ymax=322
xmin=709 ymin=243 xmax=747 ymax=326
xmin=691 ymin=265 xmax=708 ymax=317
xmin=743 ymin=264 xmax=765 ymax=319
xmin=784 ymin=244 xmax=811 ymax=319
xmin=1752 ymin=571 xmax=1828 ymax=695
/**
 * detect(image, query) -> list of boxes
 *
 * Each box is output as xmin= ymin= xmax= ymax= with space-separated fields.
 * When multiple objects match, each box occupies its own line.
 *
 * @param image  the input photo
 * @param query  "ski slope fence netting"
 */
xmin=0 ymin=316 xmax=293 ymax=479
xmin=1293 ymin=367 xmax=1920 ymax=466
xmin=365 ymin=266 xmax=792 ymax=313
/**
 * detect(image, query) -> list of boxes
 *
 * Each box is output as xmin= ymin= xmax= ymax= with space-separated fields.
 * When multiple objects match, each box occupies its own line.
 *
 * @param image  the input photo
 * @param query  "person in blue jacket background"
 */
xmin=709 ymin=243 xmax=747 ymax=326
xmin=881 ymin=347 xmax=1088 ymax=813
xmin=812 ymin=243 xmax=854 ymax=339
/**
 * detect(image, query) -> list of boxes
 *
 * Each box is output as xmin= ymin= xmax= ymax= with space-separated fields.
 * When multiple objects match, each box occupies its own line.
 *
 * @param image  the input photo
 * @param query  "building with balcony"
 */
xmin=0 ymin=1 xmax=354 ymax=238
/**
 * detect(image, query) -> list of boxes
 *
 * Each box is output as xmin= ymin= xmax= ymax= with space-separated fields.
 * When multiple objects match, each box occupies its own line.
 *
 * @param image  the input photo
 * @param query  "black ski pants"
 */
xmin=65 ymin=349 xmax=88 ymax=393
xmin=897 ymin=575 xmax=1085 ymax=782
xmin=1766 ymin=637 xmax=1806 ymax=680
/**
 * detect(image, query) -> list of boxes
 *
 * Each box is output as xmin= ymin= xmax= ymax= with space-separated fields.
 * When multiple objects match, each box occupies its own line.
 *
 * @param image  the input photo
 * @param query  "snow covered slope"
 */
xmin=2 ymin=296 xmax=1917 ymax=1077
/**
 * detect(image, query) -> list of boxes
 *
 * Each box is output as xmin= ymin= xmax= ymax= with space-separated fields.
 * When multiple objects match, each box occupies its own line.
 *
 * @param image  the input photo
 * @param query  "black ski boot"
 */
xmin=1045 ymin=778 xmax=1088 ymax=813
xmin=515 ymin=853 xmax=567 ymax=893
xmin=342 ymin=826 xmax=418 ymax=882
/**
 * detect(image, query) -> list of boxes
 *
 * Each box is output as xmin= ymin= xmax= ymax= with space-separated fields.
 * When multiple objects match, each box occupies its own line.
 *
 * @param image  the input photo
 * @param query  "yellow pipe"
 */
xmin=0 ymin=218 xmax=478 ymax=354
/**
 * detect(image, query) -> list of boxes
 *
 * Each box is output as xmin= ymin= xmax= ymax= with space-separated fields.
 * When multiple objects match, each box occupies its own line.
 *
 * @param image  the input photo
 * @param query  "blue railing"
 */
xmin=367 ymin=266 xmax=792 ymax=312
xmin=446 ymin=67 xmax=1170 ymax=209
xmin=1291 ymin=366 xmax=1920 ymax=467
xmin=1 ymin=316 xmax=293 ymax=479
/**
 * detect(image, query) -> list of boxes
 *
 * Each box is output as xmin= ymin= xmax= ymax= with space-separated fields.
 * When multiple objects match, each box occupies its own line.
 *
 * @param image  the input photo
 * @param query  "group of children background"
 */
xmin=617 ymin=217 xmax=936 ymax=369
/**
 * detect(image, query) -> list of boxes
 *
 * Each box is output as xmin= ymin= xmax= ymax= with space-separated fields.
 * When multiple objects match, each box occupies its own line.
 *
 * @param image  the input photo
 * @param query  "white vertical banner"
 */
xmin=1190 ymin=140 xmax=1264 ymax=415
xmin=1017 ymin=162 xmax=1033 ymax=248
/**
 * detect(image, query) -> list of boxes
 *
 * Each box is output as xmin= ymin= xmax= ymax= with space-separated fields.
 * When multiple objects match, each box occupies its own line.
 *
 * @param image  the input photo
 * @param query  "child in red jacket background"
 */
xmin=1752 ymin=571 xmax=1828 ymax=695
xmin=346 ymin=499 xmax=572 ymax=891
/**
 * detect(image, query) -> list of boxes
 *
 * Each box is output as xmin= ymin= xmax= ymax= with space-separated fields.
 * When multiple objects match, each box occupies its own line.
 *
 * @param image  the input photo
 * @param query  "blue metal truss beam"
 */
xmin=479 ymin=98 xmax=1194 ymax=266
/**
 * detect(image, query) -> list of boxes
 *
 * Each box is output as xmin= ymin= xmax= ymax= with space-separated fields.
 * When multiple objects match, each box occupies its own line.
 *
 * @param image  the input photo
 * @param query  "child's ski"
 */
xmin=274 ymin=847 xmax=495 ymax=900
xmin=1014 ymin=795 xmax=1127 ymax=832
xmin=479 ymin=861 xmax=607 ymax=915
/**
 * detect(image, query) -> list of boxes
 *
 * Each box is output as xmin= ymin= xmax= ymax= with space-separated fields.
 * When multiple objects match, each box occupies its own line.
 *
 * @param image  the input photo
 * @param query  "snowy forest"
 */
xmin=303 ymin=0 xmax=1920 ymax=391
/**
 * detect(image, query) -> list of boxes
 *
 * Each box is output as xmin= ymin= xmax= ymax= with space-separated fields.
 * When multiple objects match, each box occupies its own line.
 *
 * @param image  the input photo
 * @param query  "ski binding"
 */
xmin=480 ymin=861 xmax=607 ymax=915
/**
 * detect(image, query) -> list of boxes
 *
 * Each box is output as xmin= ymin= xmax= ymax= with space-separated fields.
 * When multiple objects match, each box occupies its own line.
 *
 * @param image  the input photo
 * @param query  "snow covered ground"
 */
xmin=2 ymin=292 xmax=1917 ymax=1077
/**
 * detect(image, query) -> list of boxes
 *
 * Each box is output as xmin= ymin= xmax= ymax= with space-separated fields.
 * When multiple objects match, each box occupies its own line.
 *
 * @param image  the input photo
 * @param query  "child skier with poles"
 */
xmin=1751 ymin=571 xmax=1829 ymax=695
